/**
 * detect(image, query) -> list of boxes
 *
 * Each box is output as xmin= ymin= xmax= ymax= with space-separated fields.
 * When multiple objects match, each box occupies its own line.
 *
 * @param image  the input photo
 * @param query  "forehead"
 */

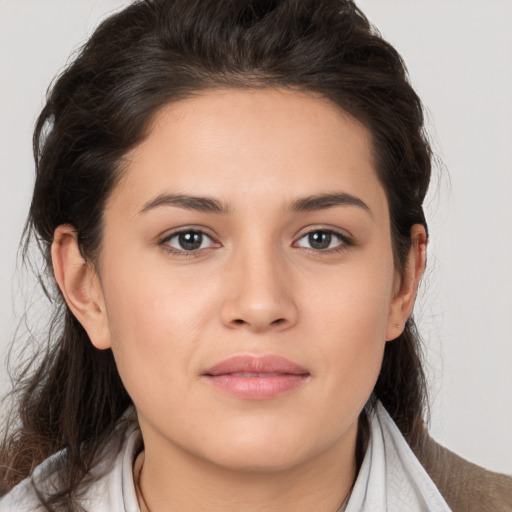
xmin=111 ymin=87 xmax=386 ymax=216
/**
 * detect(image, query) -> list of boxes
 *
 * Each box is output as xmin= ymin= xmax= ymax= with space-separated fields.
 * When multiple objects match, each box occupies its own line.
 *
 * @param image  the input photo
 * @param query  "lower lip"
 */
xmin=203 ymin=374 xmax=309 ymax=399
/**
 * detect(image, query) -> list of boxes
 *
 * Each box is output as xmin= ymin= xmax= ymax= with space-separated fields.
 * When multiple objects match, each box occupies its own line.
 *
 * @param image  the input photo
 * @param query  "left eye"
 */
xmin=163 ymin=230 xmax=216 ymax=252
xmin=295 ymin=230 xmax=347 ymax=250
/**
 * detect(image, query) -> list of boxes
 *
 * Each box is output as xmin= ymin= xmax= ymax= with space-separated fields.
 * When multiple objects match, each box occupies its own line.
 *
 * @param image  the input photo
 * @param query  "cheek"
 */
xmin=103 ymin=244 xmax=219 ymax=335
xmin=307 ymin=255 xmax=395 ymax=340
xmin=99 ymin=257 xmax=221 ymax=403
xmin=305 ymin=256 xmax=395 ymax=400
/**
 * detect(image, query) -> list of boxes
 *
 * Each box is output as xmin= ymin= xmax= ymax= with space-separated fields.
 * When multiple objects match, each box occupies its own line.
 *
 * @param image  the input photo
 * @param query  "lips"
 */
xmin=202 ymin=355 xmax=310 ymax=400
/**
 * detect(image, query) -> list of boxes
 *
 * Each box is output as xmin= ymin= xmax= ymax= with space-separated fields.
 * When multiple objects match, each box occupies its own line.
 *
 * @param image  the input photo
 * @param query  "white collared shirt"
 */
xmin=0 ymin=402 xmax=451 ymax=511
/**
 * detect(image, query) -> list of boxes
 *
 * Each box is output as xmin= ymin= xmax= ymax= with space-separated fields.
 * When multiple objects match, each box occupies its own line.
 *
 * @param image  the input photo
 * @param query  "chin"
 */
xmin=193 ymin=427 xmax=331 ymax=474
xmin=207 ymin=446 xmax=312 ymax=474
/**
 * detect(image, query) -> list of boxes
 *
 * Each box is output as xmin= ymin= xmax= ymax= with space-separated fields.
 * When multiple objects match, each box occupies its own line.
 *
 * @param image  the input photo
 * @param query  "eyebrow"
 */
xmin=139 ymin=191 xmax=371 ymax=216
xmin=140 ymin=193 xmax=230 ymax=215
xmin=290 ymin=192 xmax=372 ymax=216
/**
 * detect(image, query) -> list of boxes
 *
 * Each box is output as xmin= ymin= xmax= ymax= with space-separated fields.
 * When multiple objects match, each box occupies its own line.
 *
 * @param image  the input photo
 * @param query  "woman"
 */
xmin=0 ymin=0 xmax=510 ymax=510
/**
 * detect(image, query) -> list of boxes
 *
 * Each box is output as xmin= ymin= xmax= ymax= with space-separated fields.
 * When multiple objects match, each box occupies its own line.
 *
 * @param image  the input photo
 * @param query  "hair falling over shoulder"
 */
xmin=0 ymin=0 xmax=432 ymax=509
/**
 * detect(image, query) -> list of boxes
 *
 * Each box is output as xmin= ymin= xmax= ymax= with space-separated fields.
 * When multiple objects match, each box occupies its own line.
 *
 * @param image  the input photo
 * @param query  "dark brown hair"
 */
xmin=1 ymin=0 xmax=431 ymax=509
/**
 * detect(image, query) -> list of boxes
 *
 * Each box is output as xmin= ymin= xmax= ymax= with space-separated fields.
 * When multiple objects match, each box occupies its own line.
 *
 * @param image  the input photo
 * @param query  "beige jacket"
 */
xmin=416 ymin=435 xmax=512 ymax=511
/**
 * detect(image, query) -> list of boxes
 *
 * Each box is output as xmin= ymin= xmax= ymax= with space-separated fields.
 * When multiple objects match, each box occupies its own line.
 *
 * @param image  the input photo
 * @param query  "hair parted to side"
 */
xmin=1 ymin=0 xmax=432 ymax=508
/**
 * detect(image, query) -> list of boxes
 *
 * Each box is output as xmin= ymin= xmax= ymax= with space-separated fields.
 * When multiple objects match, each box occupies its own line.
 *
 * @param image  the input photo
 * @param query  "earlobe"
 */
xmin=51 ymin=225 xmax=112 ymax=350
xmin=386 ymin=224 xmax=427 ymax=341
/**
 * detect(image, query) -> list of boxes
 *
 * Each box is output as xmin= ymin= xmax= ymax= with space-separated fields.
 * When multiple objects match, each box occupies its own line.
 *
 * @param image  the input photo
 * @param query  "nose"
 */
xmin=220 ymin=245 xmax=299 ymax=333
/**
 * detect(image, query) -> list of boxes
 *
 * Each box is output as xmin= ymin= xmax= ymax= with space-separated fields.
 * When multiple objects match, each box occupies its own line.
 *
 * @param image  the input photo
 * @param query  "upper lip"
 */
xmin=203 ymin=354 xmax=309 ymax=376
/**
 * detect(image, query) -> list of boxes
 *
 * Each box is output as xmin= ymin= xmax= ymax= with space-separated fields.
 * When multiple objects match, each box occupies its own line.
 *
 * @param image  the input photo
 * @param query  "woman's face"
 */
xmin=87 ymin=89 xmax=409 ymax=472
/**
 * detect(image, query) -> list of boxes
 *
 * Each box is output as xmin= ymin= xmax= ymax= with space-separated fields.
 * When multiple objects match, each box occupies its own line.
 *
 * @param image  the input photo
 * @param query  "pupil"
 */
xmin=309 ymin=231 xmax=331 ymax=249
xmin=179 ymin=231 xmax=202 ymax=250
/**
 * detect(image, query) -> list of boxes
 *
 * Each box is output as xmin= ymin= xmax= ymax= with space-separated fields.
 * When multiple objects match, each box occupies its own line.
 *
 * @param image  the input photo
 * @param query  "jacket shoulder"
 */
xmin=414 ymin=434 xmax=512 ymax=512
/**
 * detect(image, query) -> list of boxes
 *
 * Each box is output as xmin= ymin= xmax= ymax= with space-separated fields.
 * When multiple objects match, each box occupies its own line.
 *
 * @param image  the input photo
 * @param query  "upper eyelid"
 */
xmin=157 ymin=225 xmax=353 ymax=247
xmin=159 ymin=226 xmax=218 ymax=242
xmin=292 ymin=228 xmax=354 ymax=253
xmin=299 ymin=230 xmax=346 ymax=240
xmin=294 ymin=226 xmax=353 ymax=241
xmin=158 ymin=228 xmax=219 ymax=254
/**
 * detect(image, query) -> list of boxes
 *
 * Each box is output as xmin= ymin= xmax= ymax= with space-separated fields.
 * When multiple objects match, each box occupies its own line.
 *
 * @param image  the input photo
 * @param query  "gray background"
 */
xmin=1 ymin=0 xmax=511 ymax=473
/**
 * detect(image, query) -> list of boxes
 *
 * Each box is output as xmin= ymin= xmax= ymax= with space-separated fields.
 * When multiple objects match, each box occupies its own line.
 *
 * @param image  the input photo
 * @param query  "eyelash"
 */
xmin=159 ymin=229 xmax=219 ymax=257
xmin=158 ymin=227 xmax=353 ymax=256
xmin=293 ymin=229 xmax=353 ymax=253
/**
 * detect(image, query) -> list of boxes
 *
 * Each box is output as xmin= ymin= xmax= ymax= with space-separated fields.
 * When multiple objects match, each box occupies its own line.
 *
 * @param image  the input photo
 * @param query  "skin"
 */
xmin=52 ymin=88 xmax=426 ymax=511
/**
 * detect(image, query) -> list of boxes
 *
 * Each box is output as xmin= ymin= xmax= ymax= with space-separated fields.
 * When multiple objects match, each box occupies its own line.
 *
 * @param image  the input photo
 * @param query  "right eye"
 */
xmin=293 ymin=229 xmax=351 ymax=252
xmin=161 ymin=230 xmax=217 ymax=253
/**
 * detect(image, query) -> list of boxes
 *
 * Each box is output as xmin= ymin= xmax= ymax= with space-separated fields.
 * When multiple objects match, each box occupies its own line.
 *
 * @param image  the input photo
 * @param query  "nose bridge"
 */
xmin=221 ymin=236 xmax=297 ymax=332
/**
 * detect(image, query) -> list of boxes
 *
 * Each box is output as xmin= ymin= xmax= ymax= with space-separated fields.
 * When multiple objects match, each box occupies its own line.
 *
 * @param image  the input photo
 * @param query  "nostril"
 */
xmin=231 ymin=318 xmax=286 ymax=328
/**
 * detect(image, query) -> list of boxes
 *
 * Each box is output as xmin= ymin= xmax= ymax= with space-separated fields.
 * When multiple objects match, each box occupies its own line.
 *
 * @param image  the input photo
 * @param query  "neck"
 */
xmin=136 ymin=424 xmax=358 ymax=512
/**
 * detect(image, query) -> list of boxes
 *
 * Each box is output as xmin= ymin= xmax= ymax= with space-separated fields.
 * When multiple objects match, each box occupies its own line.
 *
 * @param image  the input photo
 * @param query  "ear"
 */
xmin=51 ymin=225 xmax=112 ymax=350
xmin=386 ymin=224 xmax=427 ymax=341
